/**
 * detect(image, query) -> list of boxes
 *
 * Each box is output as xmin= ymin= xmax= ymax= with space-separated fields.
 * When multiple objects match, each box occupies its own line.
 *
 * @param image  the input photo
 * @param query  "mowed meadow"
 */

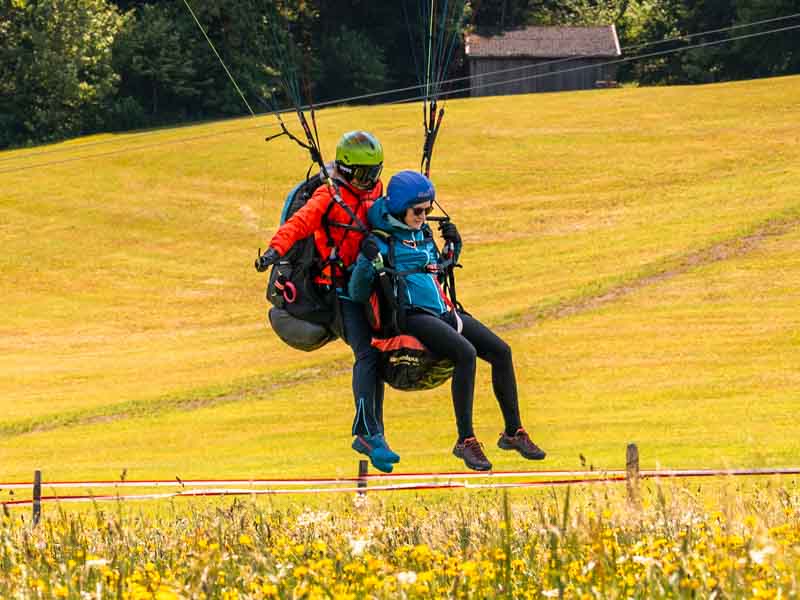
xmin=1 ymin=76 xmax=799 ymax=484
xmin=2 ymin=76 xmax=800 ymax=599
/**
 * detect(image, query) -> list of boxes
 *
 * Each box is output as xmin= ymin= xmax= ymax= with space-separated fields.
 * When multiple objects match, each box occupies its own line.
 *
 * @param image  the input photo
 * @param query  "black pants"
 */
xmin=340 ymin=298 xmax=385 ymax=437
xmin=403 ymin=311 xmax=522 ymax=441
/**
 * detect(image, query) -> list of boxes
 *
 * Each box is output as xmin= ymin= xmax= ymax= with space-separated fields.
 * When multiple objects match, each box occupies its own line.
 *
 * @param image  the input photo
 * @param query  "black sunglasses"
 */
xmin=411 ymin=205 xmax=434 ymax=217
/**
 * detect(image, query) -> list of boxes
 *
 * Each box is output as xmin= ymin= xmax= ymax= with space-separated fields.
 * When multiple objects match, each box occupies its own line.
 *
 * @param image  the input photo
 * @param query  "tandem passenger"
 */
xmin=349 ymin=170 xmax=547 ymax=471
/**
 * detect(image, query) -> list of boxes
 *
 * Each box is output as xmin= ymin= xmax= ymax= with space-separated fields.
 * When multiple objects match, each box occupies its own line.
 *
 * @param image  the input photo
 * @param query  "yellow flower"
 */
xmin=293 ymin=565 xmax=309 ymax=578
xmin=156 ymin=587 xmax=181 ymax=600
xmin=262 ymin=582 xmax=279 ymax=596
xmin=363 ymin=575 xmax=380 ymax=589
xmin=239 ymin=533 xmax=253 ymax=547
xmin=411 ymin=544 xmax=432 ymax=561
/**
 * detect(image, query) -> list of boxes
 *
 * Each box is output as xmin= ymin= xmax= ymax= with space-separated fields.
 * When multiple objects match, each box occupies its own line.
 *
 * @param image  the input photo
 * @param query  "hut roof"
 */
xmin=466 ymin=25 xmax=621 ymax=59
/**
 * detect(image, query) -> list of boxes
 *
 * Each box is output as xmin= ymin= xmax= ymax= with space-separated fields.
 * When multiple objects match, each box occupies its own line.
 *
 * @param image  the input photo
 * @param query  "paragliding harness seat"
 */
xmin=365 ymin=227 xmax=458 ymax=391
xmin=266 ymin=172 xmax=355 ymax=351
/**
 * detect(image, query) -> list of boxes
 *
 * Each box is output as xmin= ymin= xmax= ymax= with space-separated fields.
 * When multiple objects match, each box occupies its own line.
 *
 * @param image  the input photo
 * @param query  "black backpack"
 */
xmin=266 ymin=173 xmax=340 ymax=351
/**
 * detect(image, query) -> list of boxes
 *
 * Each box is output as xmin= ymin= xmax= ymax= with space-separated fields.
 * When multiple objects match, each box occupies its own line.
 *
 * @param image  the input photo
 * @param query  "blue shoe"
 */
xmin=352 ymin=434 xmax=400 ymax=472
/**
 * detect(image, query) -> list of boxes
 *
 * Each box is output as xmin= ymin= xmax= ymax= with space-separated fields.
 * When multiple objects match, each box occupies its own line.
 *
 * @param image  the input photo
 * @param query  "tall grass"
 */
xmin=2 ymin=480 xmax=798 ymax=598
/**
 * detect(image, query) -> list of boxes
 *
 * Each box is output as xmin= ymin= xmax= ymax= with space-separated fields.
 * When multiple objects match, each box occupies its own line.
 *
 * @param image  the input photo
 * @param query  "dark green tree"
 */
xmin=727 ymin=0 xmax=800 ymax=79
xmin=472 ymin=0 xmax=532 ymax=32
xmin=316 ymin=26 xmax=386 ymax=101
xmin=112 ymin=3 xmax=205 ymax=124
xmin=0 ymin=0 xmax=126 ymax=147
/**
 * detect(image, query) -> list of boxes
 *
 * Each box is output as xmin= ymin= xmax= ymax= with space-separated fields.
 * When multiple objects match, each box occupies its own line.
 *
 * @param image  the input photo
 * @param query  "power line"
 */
xmin=181 ymin=0 xmax=256 ymax=116
xmin=5 ymin=9 xmax=797 ymax=167
xmin=2 ymin=17 xmax=799 ymax=176
xmin=393 ymin=21 xmax=800 ymax=105
xmin=446 ymin=11 xmax=800 ymax=89
xmin=2 ymin=10 xmax=797 ymax=167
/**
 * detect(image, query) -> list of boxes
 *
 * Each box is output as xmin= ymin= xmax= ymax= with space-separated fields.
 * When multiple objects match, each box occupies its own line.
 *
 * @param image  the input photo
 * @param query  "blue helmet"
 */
xmin=386 ymin=170 xmax=435 ymax=216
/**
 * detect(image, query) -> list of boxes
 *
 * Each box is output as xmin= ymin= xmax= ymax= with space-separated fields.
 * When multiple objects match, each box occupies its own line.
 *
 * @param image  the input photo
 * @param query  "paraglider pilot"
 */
xmin=255 ymin=131 xmax=400 ymax=473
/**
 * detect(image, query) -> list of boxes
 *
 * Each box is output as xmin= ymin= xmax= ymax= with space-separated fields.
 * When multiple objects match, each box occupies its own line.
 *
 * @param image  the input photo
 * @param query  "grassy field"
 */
xmin=1 ymin=76 xmax=799 ymax=486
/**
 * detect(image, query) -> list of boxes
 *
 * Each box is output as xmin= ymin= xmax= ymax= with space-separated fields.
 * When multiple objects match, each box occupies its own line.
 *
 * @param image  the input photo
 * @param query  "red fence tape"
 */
xmin=2 ymin=467 xmax=798 ymax=509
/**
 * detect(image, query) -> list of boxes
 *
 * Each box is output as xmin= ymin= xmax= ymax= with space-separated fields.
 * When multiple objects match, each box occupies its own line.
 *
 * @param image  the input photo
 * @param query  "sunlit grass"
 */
xmin=1 ymin=76 xmax=799 ymax=483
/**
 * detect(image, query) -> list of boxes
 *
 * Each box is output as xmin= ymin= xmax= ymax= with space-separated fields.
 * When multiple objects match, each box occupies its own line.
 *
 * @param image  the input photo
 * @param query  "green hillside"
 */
xmin=1 ymin=76 xmax=798 ymax=483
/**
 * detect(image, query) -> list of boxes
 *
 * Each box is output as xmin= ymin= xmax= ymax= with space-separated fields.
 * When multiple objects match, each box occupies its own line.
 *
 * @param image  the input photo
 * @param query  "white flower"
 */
xmin=349 ymin=538 xmax=368 ymax=556
xmin=85 ymin=559 xmax=109 ymax=568
xmin=542 ymin=589 xmax=560 ymax=598
xmin=397 ymin=571 xmax=417 ymax=585
xmin=633 ymin=555 xmax=656 ymax=567
xmin=582 ymin=561 xmax=596 ymax=576
xmin=749 ymin=546 xmax=775 ymax=565
xmin=297 ymin=510 xmax=331 ymax=527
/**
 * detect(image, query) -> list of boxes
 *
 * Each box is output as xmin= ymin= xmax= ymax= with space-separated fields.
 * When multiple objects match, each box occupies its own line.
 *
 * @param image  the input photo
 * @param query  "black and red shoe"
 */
xmin=497 ymin=428 xmax=546 ymax=460
xmin=453 ymin=437 xmax=492 ymax=471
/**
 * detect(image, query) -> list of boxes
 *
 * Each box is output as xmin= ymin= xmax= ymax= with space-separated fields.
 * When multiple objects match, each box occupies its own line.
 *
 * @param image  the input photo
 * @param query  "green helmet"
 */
xmin=335 ymin=131 xmax=383 ymax=190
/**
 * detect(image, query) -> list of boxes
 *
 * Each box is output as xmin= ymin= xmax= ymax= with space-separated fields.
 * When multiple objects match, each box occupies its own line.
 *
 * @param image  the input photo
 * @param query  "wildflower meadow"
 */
xmin=2 ymin=480 xmax=799 ymax=598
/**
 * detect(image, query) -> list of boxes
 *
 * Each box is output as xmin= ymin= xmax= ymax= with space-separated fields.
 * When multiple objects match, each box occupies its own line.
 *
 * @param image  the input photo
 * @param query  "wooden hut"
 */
xmin=465 ymin=26 xmax=621 ymax=96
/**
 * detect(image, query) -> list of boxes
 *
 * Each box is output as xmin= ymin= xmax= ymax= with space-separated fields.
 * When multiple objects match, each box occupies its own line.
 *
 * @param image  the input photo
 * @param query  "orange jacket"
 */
xmin=269 ymin=179 xmax=383 ymax=282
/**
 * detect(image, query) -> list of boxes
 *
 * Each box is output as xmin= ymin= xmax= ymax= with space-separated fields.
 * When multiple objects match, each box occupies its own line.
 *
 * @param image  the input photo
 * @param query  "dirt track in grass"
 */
xmin=4 ymin=210 xmax=797 ymax=440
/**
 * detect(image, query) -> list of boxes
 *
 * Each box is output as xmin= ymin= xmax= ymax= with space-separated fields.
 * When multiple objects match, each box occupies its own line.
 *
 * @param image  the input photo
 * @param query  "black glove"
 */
xmin=254 ymin=247 xmax=280 ymax=272
xmin=439 ymin=221 xmax=461 ymax=245
xmin=361 ymin=237 xmax=380 ymax=261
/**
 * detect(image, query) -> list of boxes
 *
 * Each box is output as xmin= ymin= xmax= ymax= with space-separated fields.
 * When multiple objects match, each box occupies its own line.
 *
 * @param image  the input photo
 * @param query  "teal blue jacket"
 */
xmin=348 ymin=197 xmax=461 ymax=315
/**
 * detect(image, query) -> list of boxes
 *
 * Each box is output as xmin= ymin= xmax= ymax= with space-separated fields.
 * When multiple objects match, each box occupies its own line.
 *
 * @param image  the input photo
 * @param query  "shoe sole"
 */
xmin=497 ymin=440 xmax=546 ymax=460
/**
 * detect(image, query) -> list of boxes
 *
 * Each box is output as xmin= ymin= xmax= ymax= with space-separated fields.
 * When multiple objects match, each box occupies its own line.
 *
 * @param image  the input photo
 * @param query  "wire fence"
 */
xmin=4 ymin=464 xmax=799 ymax=509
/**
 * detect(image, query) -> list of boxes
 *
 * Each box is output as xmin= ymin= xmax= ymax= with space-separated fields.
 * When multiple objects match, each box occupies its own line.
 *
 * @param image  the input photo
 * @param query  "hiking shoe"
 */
xmin=453 ymin=437 xmax=492 ymax=471
xmin=497 ymin=428 xmax=546 ymax=460
xmin=352 ymin=434 xmax=400 ymax=473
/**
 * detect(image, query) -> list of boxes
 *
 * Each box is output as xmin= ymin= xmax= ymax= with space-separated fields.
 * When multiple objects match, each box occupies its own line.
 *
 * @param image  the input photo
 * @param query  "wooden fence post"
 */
xmin=357 ymin=460 xmax=368 ymax=496
xmin=33 ymin=470 xmax=42 ymax=527
xmin=626 ymin=444 xmax=640 ymax=506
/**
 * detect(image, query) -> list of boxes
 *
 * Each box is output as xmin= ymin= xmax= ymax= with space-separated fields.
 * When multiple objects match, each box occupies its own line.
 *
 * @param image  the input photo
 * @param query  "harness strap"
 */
xmin=371 ymin=230 xmax=407 ymax=333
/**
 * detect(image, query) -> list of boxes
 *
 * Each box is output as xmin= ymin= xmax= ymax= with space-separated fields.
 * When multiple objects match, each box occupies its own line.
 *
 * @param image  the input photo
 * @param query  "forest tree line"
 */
xmin=1 ymin=0 xmax=798 ymax=148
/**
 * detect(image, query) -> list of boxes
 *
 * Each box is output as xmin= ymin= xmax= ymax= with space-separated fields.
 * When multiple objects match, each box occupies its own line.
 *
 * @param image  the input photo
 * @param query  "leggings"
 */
xmin=403 ymin=311 xmax=522 ymax=441
xmin=340 ymin=298 xmax=385 ymax=436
